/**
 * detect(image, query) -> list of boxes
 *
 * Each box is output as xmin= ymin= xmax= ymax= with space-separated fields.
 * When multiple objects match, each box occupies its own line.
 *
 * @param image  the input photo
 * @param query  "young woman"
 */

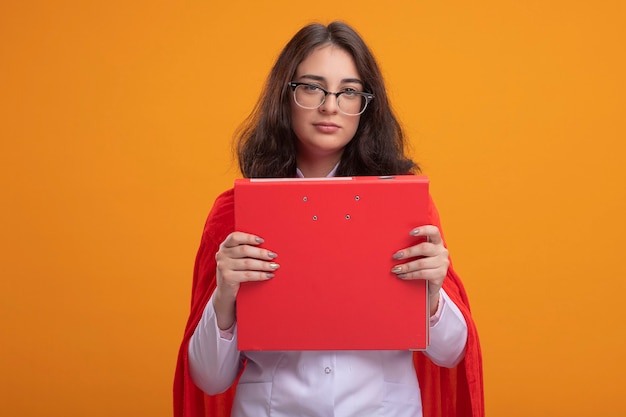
xmin=174 ymin=21 xmax=484 ymax=417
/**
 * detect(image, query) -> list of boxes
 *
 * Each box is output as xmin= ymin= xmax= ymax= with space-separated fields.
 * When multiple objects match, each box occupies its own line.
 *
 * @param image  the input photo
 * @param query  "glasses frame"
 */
xmin=288 ymin=82 xmax=375 ymax=116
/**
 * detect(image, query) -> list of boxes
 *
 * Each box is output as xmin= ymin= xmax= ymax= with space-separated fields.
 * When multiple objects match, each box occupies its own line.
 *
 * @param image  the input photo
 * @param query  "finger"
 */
xmin=396 ymin=268 xmax=446 ymax=281
xmin=391 ymin=255 xmax=447 ymax=278
xmin=392 ymin=255 xmax=441 ymax=273
xmin=409 ymin=225 xmax=443 ymax=245
xmin=393 ymin=242 xmax=447 ymax=260
xmin=229 ymin=258 xmax=281 ymax=273
xmin=220 ymin=232 xmax=278 ymax=260
xmin=224 ymin=244 xmax=278 ymax=261
xmin=222 ymin=231 xmax=266 ymax=249
xmin=392 ymin=264 xmax=448 ymax=281
xmin=219 ymin=259 xmax=281 ymax=283
xmin=221 ymin=268 xmax=278 ymax=283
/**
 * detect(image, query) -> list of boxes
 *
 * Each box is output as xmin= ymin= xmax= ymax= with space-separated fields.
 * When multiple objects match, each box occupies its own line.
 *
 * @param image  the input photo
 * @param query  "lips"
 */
xmin=313 ymin=122 xmax=340 ymax=133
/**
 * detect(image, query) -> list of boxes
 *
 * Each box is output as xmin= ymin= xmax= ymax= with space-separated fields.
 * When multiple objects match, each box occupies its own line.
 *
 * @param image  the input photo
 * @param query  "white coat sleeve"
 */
xmin=424 ymin=288 xmax=468 ymax=368
xmin=188 ymin=292 xmax=243 ymax=395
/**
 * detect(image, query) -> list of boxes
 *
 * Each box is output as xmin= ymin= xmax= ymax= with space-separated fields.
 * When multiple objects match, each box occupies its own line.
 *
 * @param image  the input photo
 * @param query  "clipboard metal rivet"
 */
xmin=303 ymin=196 xmax=308 ymax=202
xmin=312 ymin=215 xmax=318 ymax=221
xmin=345 ymin=214 xmax=351 ymax=220
xmin=355 ymin=195 xmax=360 ymax=201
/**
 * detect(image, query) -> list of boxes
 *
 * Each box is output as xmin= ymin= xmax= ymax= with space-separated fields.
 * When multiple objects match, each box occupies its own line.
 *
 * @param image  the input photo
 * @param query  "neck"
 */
xmin=296 ymin=155 xmax=341 ymax=178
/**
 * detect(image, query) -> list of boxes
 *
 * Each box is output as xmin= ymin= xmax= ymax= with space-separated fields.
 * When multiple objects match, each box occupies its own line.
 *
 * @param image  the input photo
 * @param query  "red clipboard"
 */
xmin=234 ymin=175 xmax=430 ymax=351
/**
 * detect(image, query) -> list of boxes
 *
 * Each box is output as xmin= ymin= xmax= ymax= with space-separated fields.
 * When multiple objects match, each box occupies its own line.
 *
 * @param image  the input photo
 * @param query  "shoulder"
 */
xmin=207 ymin=188 xmax=235 ymax=220
xmin=216 ymin=188 xmax=235 ymax=210
xmin=214 ymin=188 xmax=235 ymax=206
xmin=200 ymin=188 xmax=235 ymax=243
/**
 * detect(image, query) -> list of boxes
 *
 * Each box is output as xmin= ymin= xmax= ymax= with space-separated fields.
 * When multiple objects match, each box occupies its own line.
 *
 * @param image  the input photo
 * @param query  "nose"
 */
xmin=319 ymin=93 xmax=339 ymax=114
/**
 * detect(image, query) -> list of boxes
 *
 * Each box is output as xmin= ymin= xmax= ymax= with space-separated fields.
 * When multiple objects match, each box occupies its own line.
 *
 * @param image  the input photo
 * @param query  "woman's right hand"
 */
xmin=213 ymin=232 xmax=279 ymax=329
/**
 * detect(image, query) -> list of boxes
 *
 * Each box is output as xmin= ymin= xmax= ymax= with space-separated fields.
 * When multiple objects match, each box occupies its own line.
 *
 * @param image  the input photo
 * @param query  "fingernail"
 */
xmin=266 ymin=273 xmax=275 ymax=278
xmin=409 ymin=228 xmax=419 ymax=236
xmin=397 ymin=273 xmax=407 ymax=279
xmin=391 ymin=266 xmax=402 ymax=274
xmin=270 ymin=263 xmax=280 ymax=269
xmin=255 ymin=237 xmax=264 ymax=243
xmin=392 ymin=252 xmax=403 ymax=260
xmin=268 ymin=252 xmax=278 ymax=259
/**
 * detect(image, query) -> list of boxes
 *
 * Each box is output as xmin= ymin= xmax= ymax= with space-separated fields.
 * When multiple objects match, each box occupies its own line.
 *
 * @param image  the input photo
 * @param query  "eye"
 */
xmin=340 ymin=87 xmax=360 ymax=97
xmin=302 ymin=84 xmax=323 ymax=93
xmin=341 ymin=86 xmax=362 ymax=95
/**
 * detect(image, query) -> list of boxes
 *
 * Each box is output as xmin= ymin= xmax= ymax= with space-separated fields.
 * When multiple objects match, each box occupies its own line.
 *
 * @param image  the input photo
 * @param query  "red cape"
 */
xmin=174 ymin=188 xmax=484 ymax=417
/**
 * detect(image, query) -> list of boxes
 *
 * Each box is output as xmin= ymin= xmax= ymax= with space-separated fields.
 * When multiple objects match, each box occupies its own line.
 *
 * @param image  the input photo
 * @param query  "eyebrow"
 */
xmin=298 ymin=74 xmax=364 ymax=86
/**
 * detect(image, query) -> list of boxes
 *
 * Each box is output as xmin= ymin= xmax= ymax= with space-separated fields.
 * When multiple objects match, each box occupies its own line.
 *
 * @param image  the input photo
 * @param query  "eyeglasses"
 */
xmin=288 ymin=82 xmax=374 ymax=116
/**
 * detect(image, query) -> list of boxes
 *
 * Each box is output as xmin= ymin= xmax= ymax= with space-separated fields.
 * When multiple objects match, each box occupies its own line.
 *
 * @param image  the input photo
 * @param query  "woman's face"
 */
xmin=290 ymin=44 xmax=362 ymax=170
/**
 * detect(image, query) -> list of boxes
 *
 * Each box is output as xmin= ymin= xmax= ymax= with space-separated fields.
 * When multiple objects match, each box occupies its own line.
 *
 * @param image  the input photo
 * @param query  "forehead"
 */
xmin=294 ymin=44 xmax=360 ymax=81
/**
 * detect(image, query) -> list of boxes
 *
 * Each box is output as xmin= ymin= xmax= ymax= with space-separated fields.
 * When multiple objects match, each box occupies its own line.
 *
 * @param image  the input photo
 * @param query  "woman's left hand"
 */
xmin=391 ymin=225 xmax=450 ymax=316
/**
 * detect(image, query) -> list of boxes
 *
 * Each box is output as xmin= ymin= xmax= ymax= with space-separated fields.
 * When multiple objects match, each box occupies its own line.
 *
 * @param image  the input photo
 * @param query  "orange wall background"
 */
xmin=1 ymin=1 xmax=625 ymax=416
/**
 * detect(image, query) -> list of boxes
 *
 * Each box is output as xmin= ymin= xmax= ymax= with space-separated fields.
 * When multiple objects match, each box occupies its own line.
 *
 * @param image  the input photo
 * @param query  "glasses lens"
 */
xmin=294 ymin=85 xmax=325 ymax=109
xmin=337 ymin=93 xmax=366 ymax=116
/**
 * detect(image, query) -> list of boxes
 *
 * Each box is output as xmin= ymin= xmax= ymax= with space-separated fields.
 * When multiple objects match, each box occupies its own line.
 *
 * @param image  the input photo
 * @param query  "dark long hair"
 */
xmin=236 ymin=21 xmax=418 ymax=178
